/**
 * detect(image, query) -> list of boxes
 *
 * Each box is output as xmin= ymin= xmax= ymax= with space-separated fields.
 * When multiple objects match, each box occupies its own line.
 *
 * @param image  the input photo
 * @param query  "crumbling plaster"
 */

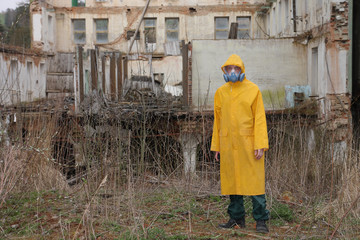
xmin=32 ymin=1 xmax=268 ymax=54
xmin=266 ymin=1 xmax=350 ymax=98
xmin=52 ymin=8 xmax=262 ymax=53
xmin=48 ymin=0 xmax=267 ymax=8
xmin=267 ymin=0 xmax=333 ymax=37
xmin=0 ymin=51 xmax=47 ymax=105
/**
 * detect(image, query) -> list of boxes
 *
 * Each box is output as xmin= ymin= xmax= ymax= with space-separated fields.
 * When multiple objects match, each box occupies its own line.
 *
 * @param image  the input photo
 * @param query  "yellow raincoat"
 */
xmin=211 ymin=54 xmax=269 ymax=196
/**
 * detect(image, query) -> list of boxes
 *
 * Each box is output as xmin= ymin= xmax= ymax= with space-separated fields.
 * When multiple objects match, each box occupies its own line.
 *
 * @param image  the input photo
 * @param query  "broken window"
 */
xmin=144 ymin=18 xmax=156 ymax=44
xmin=165 ymin=18 xmax=179 ymax=42
xmin=95 ymin=19 xmax=108 ymax=43
xmin=284 ymin=0 xmax=289 ymax=28
xmin=215 ymin=17 xmax=229 ymax=39
xmin=48 ymin=15 xmax=54 ymax=42
xmin=72 ymin=0 xmax=85 ymax=7
xmin=126 ymin=30 xmax=140 ymax=40
xmin=272 ymin=7 xmax=276 ymax=34
xmin=72 ymin=19 xmax=86 ymax=44
xmin=311 ymin=47 xmax=318 ymax=96
xmin=236 ymin=17 xmax=251 ymax=39
xmin=10 ymin=60 xmax=18 ymax=83
xmin=277 ymin=1 xmax=281 ymax=33
xmin=27 ymin=61 xmax=32 ymax=76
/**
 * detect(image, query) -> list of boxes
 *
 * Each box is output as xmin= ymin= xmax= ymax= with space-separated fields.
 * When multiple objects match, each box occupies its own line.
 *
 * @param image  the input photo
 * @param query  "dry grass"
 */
xmin=0 ymin=146 xmax=24 ymax=208
xmin=0 ymin=103 xmax=359 ymax=239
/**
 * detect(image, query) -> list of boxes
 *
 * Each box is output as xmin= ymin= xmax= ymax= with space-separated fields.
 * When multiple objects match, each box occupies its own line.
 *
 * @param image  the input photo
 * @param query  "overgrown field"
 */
xmin=1 ymin=181 xmax=359 ymax=239
xmin=0 ymin=106 xmax=359 ymax=239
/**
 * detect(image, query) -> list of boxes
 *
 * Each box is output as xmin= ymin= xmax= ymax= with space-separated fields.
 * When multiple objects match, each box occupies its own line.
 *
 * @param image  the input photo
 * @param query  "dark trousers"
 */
xmin=228 ymin=195 xmax=269 ymax=221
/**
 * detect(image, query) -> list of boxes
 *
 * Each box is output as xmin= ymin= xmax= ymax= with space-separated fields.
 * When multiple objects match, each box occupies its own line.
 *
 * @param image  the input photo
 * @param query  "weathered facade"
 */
xmin=0 ymin=0 xmax=355 ymax=175
xmin=31 ymin=0 xmax=269 ymax=53
xmin=0 ymin=46 xmax=47 ymax=106
xmin=264 ymin=0 xmax=352 ymax=147
xmin=29 ymin=0 xmax=352 ymax=113
xmin=30 ymin=0 xmax=272 ymax=101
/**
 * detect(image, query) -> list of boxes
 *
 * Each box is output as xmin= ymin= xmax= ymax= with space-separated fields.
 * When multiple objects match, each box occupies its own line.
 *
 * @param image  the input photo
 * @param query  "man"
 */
xmin=211 ymin=54 xmax=269 ymax=233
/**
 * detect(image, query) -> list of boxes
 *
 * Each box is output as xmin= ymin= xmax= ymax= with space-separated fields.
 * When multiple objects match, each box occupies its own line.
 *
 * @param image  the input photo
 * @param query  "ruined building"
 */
xmin=0 ymin=0 xmax=357 ymax=175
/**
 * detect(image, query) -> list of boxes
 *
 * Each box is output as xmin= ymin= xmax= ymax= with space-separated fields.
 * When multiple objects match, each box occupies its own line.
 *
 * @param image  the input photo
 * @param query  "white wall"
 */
xmin=0 ymin=52 xmax=47 ymax=106
xmin=191 ymin=39 xmax=307 ymax=111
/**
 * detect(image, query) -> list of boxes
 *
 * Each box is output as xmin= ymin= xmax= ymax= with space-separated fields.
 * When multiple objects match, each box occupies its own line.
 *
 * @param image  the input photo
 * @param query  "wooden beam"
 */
xmin=78 ymin=46 xmax=84 ymax=102
xmin=117 ymin=53 xmax=123 ymax=101
xmin=110 ymin=53 xmax=116 ymax=101
xmin=123 ymin=57 xmax=128 ymax=87
xmin=182 ymin=41 xmax=189 ymax=107
xmin=102 ymin=55 xmax=106 ymax=94
xmin=90 ymin=49 xmax=98 ymax=91
xmin=229 ymin=22 xmax=238 ymax=39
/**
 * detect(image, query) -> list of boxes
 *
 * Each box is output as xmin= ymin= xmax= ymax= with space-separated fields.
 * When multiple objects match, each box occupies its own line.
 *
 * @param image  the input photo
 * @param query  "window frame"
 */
xmin=144 ymin=18 xmax=157 ymax=44
xmin=72 ymin=18 xmax=86 ymax=45
xmin=214 ymin=17 xmax=229 ymax=40
xmin=236 ymin=16 xmax=251 ymax=39
xmin=94 ymin=18 xmax=109 ymax=44
xmin=165 ymin=18 xmax=179 ymax=42
xmin=72 ymin=0 xmax=85 ymax=7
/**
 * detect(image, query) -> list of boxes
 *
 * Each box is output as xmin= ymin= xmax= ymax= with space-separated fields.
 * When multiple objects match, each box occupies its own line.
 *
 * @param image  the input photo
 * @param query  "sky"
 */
xmin=0 ymin=0 xmax=25 ymax=12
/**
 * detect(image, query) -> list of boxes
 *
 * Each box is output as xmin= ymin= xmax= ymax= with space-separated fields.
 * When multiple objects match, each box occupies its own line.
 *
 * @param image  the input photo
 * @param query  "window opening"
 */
xmin=95 ymin=19 xmax=108 ymax=43
xmin=311 ymin=47 xmax=318 ymax=96
xmin=236 ymin=17 xmax=251 ymax=39
xmin=72 ymin=0 xmax=85 ymax=7
xmin=215 ymin=17 xmax=229 ymax=39
xmin=144 ymin=18 xmax=156 ymax=44
xmin=73 ymin=19 xmax=86 ymax=44
xmin=165 ymin=18 xmax=179 ymax=42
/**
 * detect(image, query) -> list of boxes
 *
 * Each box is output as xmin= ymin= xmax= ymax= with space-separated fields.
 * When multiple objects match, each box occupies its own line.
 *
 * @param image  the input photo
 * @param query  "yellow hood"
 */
xmin=221 ymin=54 xmax=245 ymax=74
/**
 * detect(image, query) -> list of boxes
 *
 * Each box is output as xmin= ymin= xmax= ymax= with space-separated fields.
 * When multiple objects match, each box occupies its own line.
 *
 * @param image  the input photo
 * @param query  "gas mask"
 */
xmin=223 ymin=68 xmax=245 ymax=83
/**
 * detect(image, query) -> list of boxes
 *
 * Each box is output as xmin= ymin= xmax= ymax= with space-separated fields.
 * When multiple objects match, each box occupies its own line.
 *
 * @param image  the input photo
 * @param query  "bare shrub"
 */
xmin=2 ymin=95 xmax=359 ymax=239
xmin=0 ymin=146 xmax=24 ymax=207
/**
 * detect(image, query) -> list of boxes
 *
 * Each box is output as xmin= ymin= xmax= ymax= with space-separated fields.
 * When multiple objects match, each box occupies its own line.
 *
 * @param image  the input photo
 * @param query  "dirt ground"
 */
xmin=1 ymin=180 xmax=359 ymax=240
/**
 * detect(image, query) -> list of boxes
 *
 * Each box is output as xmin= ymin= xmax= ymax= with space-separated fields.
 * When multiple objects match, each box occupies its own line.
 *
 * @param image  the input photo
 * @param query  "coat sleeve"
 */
xmin=252 ymin=89 xmax=269 ymax=151
xmin=210 ymin=90 xmax=221 ymax=152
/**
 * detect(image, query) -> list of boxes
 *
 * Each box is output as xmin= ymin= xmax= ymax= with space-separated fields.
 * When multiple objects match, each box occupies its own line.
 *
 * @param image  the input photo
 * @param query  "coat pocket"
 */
xmin=233 ymin=129 xmax=254 ymax=150
xmin=219 ymin=129 xmax=230 ymax=151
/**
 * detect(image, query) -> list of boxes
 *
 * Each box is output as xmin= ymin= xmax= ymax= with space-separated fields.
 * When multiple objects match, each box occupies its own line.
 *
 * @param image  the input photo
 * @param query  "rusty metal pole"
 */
xmin=110 ymin=53 xmax=116 ymax=101
xmin=124 ymin=0 xmax=151 ymax=92
xmin=127 ymin=0 xmax=151 ymax=56
xmin=78 ymin=46 xmax=84 ymax=102
xmin=117 ymin=53 xmax=123 ymax=100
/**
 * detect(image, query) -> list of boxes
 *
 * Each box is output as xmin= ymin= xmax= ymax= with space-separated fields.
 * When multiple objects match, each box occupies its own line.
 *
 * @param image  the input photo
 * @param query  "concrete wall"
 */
xmin=191 ymin=39 xmax=307 ymax=111
xmin=0 ymin=51 xmax=47 ymax=105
